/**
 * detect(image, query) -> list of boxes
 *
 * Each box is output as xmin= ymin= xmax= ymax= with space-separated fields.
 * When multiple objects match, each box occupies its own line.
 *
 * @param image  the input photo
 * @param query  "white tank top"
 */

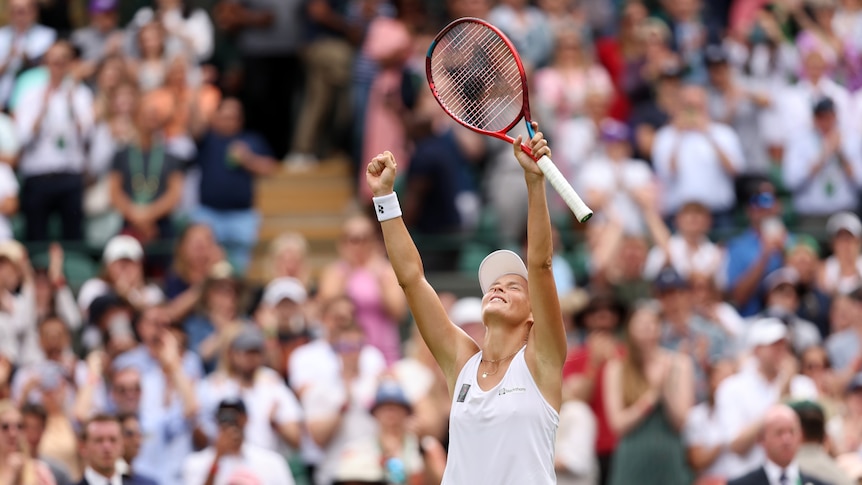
xmin=441 ymin=347 xmax=559 ymax=485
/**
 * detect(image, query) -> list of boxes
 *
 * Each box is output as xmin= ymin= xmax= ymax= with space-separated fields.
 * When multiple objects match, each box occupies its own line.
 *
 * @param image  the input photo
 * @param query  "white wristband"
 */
xmin=372 ymin=192 xmax=402 ymax=222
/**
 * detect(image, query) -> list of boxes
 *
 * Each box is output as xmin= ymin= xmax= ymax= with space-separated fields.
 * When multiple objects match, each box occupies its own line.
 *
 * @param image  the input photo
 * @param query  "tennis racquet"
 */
xmin=425 ymin=17 xmax=593 ymax=223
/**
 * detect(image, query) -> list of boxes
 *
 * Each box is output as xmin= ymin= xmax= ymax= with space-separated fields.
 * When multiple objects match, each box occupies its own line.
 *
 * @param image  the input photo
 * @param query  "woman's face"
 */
xmin=830 ymin=295 xmax=855 ymax=334
xmin=206 ymin=280 xmax=238 ymax=318
xmin=139 ymin=25 xmax=164 ymax=58
xmin=555 ymin=29 xmax=585 ymax=63
xmin=482 ymin=274 xmax=532 ymax=324
xmin=627 ymin=308 xmax=661 ymax=351
xmin=0 ymin=408 xmax=22 ymax=453
xmin=97 ymin=59 xmax=124 ymax=92
xmin=111 ymin=85 xmax=138 ymax=117
xmin=182 ymin=226 xmax=217 ymax=268
xmin=339 ymin=217 xmax=376 ymax=265
xmin=786 ymin=246 xmax=818 ymax=283
xmin=833 ymin=231 xmax=860 ymax=261
xmin=107 ymin=259 xmax=142 ymax=286
xmin=801 ymin=347 xmax=830 ymax=382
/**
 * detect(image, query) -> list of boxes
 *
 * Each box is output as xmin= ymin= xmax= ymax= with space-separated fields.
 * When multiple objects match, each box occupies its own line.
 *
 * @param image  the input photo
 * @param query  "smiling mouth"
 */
xmin=490 ymin=296 xmax=506 ymax=303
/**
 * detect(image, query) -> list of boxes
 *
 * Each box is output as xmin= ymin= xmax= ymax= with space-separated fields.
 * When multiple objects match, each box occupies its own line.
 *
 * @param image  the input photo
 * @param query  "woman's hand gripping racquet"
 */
xmin=425 ymin=17 xmax=593 ymax=222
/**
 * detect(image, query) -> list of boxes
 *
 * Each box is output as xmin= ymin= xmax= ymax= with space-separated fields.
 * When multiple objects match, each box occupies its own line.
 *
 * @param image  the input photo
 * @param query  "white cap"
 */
xmin=450 ymin=297 xmax=483 ymax=327
xmin=478 ymin=250 xmax=528 ymax=294
xmin=103 ymin=235 xmax=143 ymax=264
xmin=748 ymin=318 xmax=789 ymax=348
xmin=827 ymin=211 xmax=862 ymax=238
xmin=262 ymin=277 xmax=307 ymax=306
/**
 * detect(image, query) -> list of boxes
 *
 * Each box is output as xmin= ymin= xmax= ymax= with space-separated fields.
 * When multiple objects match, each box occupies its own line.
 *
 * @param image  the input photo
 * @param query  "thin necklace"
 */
xmin=480 ymin=338 xmax=527 ymax=378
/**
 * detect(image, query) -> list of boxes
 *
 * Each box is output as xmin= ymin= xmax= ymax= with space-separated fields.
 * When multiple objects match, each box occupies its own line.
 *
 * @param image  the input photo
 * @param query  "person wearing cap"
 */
xmin=361 ymin=379 xmax=423 ymax=484
xmin=791 ymin=400 xmax=855 ymax=485
xmin=724 ymin=177 xmax=788 ymax=317
xmin=704 ymin=44 xmax=772 ymax=174
xmin=712 ymin=318 xmax=818 ymax=480
xmin=77 ymin=235 xmax=165 ymax=316
xmin=753 ymin=267 xmax=822 ymax=355
xmin=652 ymin=83 xmax=744 ymax=229
xmin=257 ymin=276 xmax=313 ymax=374
xmin=196 ymin=325 xmax=303 ymax=455
xmin=70 ymin=0 xmax=122 ymax=72
xmin=578 ymin=118 xmax=654 ymax=236
xmin=183 ymin=398 xmax=295 ymax=485
xmin=366 ymin=127 xmax=565 ymax=485
xmin=783 ymin=96 xmax=862 ymax=232
xmin=818 ymin=211 xmax=862 ymax=295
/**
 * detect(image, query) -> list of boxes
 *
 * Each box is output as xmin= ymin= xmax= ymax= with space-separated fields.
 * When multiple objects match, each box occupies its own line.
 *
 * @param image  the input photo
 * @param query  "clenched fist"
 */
xmin=366 ymin=151 xmax=398 ymax=197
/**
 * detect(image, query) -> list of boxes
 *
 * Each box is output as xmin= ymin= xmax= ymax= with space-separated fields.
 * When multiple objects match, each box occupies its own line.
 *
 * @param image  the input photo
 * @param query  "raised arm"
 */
xmin=515 ymin=126 xmax=566 ymax=397
xmin=366 ymin=152 xmax=478 ymax=393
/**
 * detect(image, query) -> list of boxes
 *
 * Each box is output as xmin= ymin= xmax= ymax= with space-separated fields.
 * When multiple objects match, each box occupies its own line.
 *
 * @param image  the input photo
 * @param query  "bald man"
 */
xmin=728 ymin=404 xmax=832 ymax=485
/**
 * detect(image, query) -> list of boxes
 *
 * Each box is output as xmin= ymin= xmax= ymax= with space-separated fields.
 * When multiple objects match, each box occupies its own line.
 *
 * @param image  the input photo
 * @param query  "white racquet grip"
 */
xmin=536 ymin=155 xmax=593 ymax=223
xmin=372 ymin=192 xmax=403 ymax=222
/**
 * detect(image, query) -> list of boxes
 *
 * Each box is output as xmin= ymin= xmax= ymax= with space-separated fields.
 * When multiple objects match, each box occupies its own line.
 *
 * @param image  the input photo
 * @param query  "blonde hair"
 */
xmin=0 ymin=400 xmax=36 ymax=485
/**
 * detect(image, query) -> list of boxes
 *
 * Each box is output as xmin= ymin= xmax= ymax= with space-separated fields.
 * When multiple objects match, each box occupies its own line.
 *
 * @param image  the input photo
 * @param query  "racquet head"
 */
xmin=426 ymin=18 xmax=534 ymax=151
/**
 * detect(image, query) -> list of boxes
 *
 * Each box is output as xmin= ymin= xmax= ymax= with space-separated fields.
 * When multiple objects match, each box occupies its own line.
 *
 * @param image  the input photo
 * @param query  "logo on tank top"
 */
xmin=457 ymin=384 xmax=471 ymax=403
xmin=498 ymin=387 xmax=526 ymax=396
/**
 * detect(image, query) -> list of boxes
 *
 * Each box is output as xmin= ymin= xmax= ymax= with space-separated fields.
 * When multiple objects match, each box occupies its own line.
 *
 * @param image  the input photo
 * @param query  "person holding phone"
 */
xmin=182 ymin=399 xmax=294 ymax=485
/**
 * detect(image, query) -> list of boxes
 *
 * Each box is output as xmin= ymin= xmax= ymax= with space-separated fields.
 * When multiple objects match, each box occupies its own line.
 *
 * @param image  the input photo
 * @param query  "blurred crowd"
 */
xmin=3 ymin=0 xmax=862 ymax=484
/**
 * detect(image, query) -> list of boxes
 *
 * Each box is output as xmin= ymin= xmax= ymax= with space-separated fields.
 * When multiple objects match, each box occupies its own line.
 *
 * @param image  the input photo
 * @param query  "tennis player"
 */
xmin=366 ymin=124 xmax=564 ymax=484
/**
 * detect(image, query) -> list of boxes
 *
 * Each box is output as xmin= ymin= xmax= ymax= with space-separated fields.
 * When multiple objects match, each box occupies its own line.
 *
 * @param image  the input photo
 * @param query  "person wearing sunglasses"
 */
xmin=0 ymin=399 xmax=55 ymax=485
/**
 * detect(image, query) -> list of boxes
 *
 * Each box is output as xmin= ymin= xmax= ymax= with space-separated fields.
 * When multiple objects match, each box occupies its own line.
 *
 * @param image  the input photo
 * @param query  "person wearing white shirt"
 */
xmin=643 ymin=201 xmax=724 ymax=281
xmin=726 ymin=404 xmax=831 ymax=485
xmin=684 ymin=360 xmax=736 ymax=482
xmin=713 ymin=320 xmax=819 ymax=481
xmin=183 ymin=399 xmax=295 ymax=485
xmin=0 ymin=0 xmax=56 ymax=107
xmin=819 ymin=212 xmax=862 ymax=295
xmin=783 ymin=97 xmax=862 ymax=229
xmin=652 ymin=84 xmax=745 ymax=227
xmin=554 ymin=399 xmax=598 ymax=485
xmin=14 ymin=41 xmax=94 ymax=242
xmin=79 ymin=414 xmax=158 ymax=485
xmin=197 ymin=326 xmax=302 ymax=454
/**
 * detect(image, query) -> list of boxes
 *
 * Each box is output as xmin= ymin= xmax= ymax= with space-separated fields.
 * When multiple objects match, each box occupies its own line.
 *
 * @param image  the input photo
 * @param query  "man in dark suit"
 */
xmin=76 ymin=414 xmax=158 ymax=485
xmin=729 ymin=404 xmax=832 ymax=485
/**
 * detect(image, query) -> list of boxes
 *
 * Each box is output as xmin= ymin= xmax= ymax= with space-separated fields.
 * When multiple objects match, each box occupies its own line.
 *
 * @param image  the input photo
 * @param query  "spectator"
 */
xmin=257 ymin=276 xmax=312 ymax=375
xmin=785 ymin=238 xmax=831 ymax=337
xmin=78 ymin=414 xmax=155 ymax=485
xmin=148 ymin=55 xmax=221 ymax=147
xmin=112 ymin=307 xmax=202 ymax=485
xmin=488 ymin=0 xmax=554 ymax=70
xmin=20 ymin=404 xmax=71 ymax=485
xmin=554 ymin=395 xmax=599 ymax=485
xmin=0 ymin=241 xmax=41 ymax=367
xmin=116 ymin=413 xmax=158 ymax=484
xmin=349 ymin=379 xmax=424 ymax=484
xmin=562 ymin=291 xmax=626 ymax=485
xmin=800 ymin=346 xmax=841 ymax=416
xmin=712 ymin=319 xmax=817 ymax=480
xmin=604 ymin=301 xmax=695 ymax=485
xmin=825 ymin=288 xmax=862 ymax=389
xmin=82 ymin=293 xmax=137 ymax=358
xmin=683 ymin=360 xmax=736 ymax=483
xmin=77 ymin=235 xmax=165 ymax=315
xmin=183 ymin=398 xmax=295 ymax=485
xmin=689 ymin=271 xmax=747 ymax=339
xmin=196 ymin=325 xmax=303 ymax=453
xmin=286 ymin=0 xmax=356 ymax=165
xmin=184 ymin=261 xmax=244 ymax=372
xmin=318 ymin=213 xmax=407 ymax=364
xmin=109 ymin=93 xmax=185 ymax=246
xmin=783 ymin=97 xmax=862 ymax=231
xmin=27 ymin=371 xmax=78 ymax=481
xmin=0 ymin=0 xmax=56 ymax=108
xmin=654 ymin=267 xmax=731 ymax=401
xmin=33 ymin=245 xmax=82 ymax=335
xmin=0 ymin=399 xmax=56 ymax=485
xmin=128 ymin=22 xmax=171 ymax=92
xmin=267 ymin=232 xmax=312 ymax=289
xmin=128 ymin=0 xmax=214 ymax=64
xmin=723 ymin=179 xmax=787 ymax=317
xmin=72 ymin=360 xmax=138 ymax=424
xmin=594 ymin=1 xmax=649 ymax=121
xmin=754 ymin=267 xmax=822 ymax=355
xmin=792 ymin=400 xmax=854 ymax=485
xmin=704 ymin=44 xmax=772 ymax=175
xmin=642 ymin=200 xmax=722 ymax=282
xmin=190 ymin=97 xmax=278 ymax=273
xmin=726 ymin=404 xmax=830 ymax=485
xmin=14 ymin=41 xmax=93 ymax=242
xmin=0 ymin=110 xmax=18 ymax=242
xmin=818 ymin=212 xmax=862 ymax=295
xmin=70 ymin=0 xmax=124 ymax=79
xmin=827 ymin=376 xmax=862 ymax=455
xmin=578 ymin=119 xmax=653 ymax=236
xmin=652 ymin=83 xmax=744 ymax=228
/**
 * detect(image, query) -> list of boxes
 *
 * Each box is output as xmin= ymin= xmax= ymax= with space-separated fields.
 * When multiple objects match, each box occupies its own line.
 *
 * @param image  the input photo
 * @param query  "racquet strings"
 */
xmin=429 ymin=21 xmax=524 ymax=132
